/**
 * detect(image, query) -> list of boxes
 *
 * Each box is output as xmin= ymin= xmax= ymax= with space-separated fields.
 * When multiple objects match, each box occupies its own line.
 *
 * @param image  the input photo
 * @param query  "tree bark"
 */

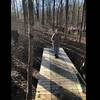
xmin=65 ymin=0 xmax=69 ymax=38
xmin=53 ymin=0 xmax=55 ymax=31
xmin=77 ymin=0 xmax=80 ymax=41
xmin=59 ymin=0 xmax=63 ymax=26
xmin=71 ymin=0 xmax=76 ymax=26
xmin=56 ymin=8 xmax=59 ymax=26
xmin=42 ymin=0 xmax=44 ymax=25
xmin=26 ymin=0 xmax=34 ymax=100
xmin=36 ymin=0 xmax=39 ymax=21
xmin=22 ymin=0 xmax=28 ymax=33
xmin=48 ymin=1 xmax=51 ymax=24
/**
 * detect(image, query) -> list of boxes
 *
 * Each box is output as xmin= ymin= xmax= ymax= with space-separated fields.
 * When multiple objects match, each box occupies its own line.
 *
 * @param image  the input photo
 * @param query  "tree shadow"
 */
xmin=42 ymin=58 xmax=78 ymax=83
xmin=37 ymin=74 xmax=82 ymax=100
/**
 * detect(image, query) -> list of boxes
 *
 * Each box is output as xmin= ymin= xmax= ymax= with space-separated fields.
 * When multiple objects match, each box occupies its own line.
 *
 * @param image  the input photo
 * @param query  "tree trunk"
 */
xmin=28 ymin=0 xmax=34 ymax=25
xmin=46 ymin=3 xmax=48 ymax=23
xmin=48 ymin=1 xmax=51 ymax=24
xmin=77 ymin=0 xmax=80 ymax=41
xmin=56 ymin=8 xmax=59 ymax=26
xmin=36 ymin=0 xmax=39 ymax=21
xmin=71 ymin=0 xmax=76 ymax=26
xmin=53 ymin=0 xmax=55 ymax=31
xmin=79 ymin=0 xmax=85 ymax=43
xmin=15 ymin=0 xmax=19 ymax=19
xmin=22 ymin=0 xmax=28 ymax=33
xmin=83 ymin=0 xmax=86 ymax=32
xmin=42 ymin=0 xmax=44 ymax=25
xmin=65 ymin=0 xmax=69 ymax=38
xmin=59 ymin=0 xmax=63 ymax=26
xmin=32 ymin=0 xmax=35 ymax=25
xmin=12 ymin=0 xmax=17 ymax=18
xmin=26 ymin=0 xmax=34 ymax=100
xmin=56 ymin=0 xmax=61 ymax=26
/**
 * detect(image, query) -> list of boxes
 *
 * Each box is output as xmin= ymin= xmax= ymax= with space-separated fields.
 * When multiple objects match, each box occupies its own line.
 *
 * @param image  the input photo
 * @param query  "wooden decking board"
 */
xmin=35 ymin=48 xmax=86 ymax=100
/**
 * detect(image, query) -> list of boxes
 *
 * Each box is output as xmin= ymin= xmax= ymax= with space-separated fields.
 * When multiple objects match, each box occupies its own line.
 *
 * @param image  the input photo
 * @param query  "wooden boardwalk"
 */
xmin=35 ymin=48 xmax=86 ymax=100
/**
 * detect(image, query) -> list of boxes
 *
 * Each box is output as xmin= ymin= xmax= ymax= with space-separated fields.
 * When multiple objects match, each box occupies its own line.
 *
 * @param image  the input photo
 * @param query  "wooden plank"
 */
xmin=35 ymin=48 xmax=86 ymax=100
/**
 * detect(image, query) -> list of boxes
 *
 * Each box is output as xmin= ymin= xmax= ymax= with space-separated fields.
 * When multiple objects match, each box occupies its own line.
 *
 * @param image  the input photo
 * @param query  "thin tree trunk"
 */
xmin=15 ymin=0 xmax=19 ymax=19
xmin=36 ymin=0 xmax=39 ymax=21
xmin=56 ymin=8 xmax=59 ymax=26
xmin=59 ymin=0 xmax=63 ymax=26
xmin=77 ymin=0 xmax=80 ymax=42
xmin=79 ymin=0 xmax=85 ymax=43
xmin=19 ymin=0 xmax=22 ymax=19
xmin=57 ymin=0 xmax=61 ymax=26
xmin=71 ymin=0 xmax=76 ymax=26
xmin=32 ymin=0 xmax=35 ymax=25
xmin=12 ymin=0 xmax=17 ymax=18
xmin=46 ymin=3 xmax=48 ymax=23
xmin=29 ymin=0 xmax=34 ymax=25
xmin=26 ymin=0 xmax=34 ymax=100
xmin=22 ymin=0 xmax=28 ymax=33
xmin=53 ymin=0 xmax=55 ymax=31
xmin=42 ymin=0 xmax=44 ymax=25
xmin=65 ymin=0 xmax=69 ymax=38
xmin=48 ymin=1 xmax=51 ymax=24
xmin=83 ymin=0 xmax=86 ymax=32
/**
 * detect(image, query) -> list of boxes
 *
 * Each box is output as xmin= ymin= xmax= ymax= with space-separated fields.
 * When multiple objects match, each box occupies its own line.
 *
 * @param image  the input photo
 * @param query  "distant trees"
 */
xmin=11 ymin=0 xmax=86 ymax=35
xmin=79 ymin=0 xmax=86 ymax=43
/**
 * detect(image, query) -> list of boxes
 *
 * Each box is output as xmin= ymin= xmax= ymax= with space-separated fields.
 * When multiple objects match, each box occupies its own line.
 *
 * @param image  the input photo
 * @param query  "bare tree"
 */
xmin=29 ymin=0 xmax=34 ymax=25
xmin=32 ymin=0 xmax=35 ymax=25
xmin=26 ymin=0 xmax=34 ymax=99
xmin=48 ymin=0 xmax=51 ymax=24
xmin=46 ymin=0 xmax=51 ymax=24
xmin=56 ymin=0 xmax=61 ymax=26
xmin=77 ymin=0 xmax=80 ymax=30
xmin=83 ymin=0 xmax=86 ymax=31
xmin=56 ymin=7 xmax=59 ymax=26
xmin=71 ymin=0 xmax=76 ymax=26
xmin=53 ymin=0 xmax=55 ymax=30
xmin=22 ymin=0 xmax=28 ymax=33
xmin=46 ymin=1 xmax=48 ymax=23
xmin=65 ymin=0 xmax=69 ymax=35
xmin=59 ymin=0 xmax=63 ymax=26
xmin=36 ymin=0 xmax=39 ymax=21
xmin=42 ymin=0 xmax=45 ymax=25
xmin=76 ymin=0 xmax=80 ymax=41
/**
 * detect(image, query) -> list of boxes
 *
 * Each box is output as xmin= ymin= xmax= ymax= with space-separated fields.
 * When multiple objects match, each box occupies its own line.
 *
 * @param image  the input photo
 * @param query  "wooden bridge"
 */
xmin=35 ymin=48 xmax=86 ymax=100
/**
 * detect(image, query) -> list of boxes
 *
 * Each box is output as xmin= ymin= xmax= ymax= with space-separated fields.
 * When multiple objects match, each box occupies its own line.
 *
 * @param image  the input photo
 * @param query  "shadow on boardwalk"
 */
xmin=38 ymin=74 xmax=82 ymax=100
xmin=42 ymin=57 xmax=78 ymax=83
